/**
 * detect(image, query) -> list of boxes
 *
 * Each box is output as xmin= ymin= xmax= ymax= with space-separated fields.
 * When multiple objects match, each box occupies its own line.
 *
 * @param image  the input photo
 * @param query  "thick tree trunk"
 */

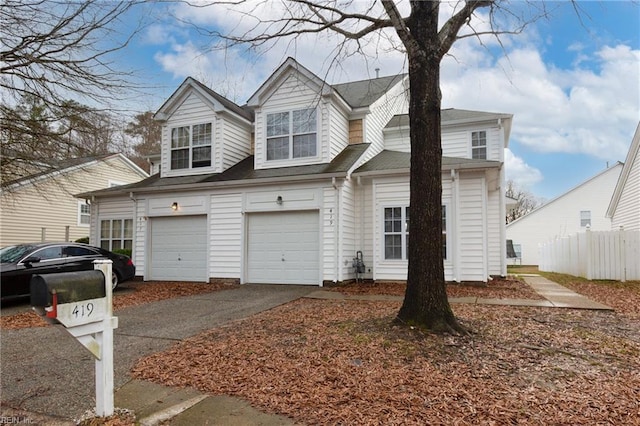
xmin=396 ymin=1 xmax=465 ymax=334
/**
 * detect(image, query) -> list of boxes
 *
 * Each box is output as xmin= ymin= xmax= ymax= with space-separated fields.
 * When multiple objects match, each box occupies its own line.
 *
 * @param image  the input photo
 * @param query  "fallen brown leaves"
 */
xmin=0 ymin=281 xmax=233 ymax=330
xmin=132 ymin=296 xmax=640 ymax=425
xmin=329 ymin=276 xmax=544 ymax=300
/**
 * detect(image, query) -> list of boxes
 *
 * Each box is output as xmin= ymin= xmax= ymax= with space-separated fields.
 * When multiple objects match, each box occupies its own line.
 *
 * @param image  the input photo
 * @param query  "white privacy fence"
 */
xmin=539 ymin=229 xmax=640 ymax=281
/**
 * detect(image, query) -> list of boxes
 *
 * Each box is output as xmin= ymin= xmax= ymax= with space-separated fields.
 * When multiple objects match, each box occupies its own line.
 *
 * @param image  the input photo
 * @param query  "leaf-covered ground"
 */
xmin=131 ymin=277 xmax=640 ymax=425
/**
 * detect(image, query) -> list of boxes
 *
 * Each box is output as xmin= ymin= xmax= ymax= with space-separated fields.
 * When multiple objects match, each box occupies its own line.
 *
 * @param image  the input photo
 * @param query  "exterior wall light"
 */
xmin=276 ymin=196 xmax=283 ymax=205
xmin=171 ymin=202 xmax=178 ymax=211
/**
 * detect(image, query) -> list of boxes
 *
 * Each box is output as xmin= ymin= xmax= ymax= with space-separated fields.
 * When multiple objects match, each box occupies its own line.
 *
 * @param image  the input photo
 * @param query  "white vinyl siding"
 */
xmin=161 ymin=92 xmax=217 ymax=177
xmin=360 ymin=80 xmax=408 ymax=163
xmin=221 ymin=116 xmax=252 ymax=171
xmin=322 ymin=186 xmax=336 ymax=281
xmin=486 ymin=188 xmax=503 ymax=276
xmin=458 ymin=175 xmax=486 ymax=281
xmin=209 ymin=193 xmax=243 ymax=279
xmin=340 ymin=179 xmax=357 ymax=280
xmin=383 ymin=124 xmax=503 ymax=162
xmin=611 ymin=156 xmax=640 ymax=230
xmin=254 ymin=73 xmax=327 ymax=169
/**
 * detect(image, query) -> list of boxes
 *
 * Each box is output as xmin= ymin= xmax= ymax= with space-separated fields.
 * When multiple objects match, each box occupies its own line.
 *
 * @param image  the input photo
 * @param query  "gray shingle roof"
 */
xmin=81 ymin=144 xmax=370 ymax=197
xmin=353 ymin=150 xmax=501 ymax=175
xmin=332 ymin=74 xmax=406 ymax=109
xmin=385 ymin=109 xmax=512 ymax=128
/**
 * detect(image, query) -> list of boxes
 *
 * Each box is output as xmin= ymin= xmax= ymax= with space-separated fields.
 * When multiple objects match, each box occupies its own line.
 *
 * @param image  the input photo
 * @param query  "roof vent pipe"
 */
xmin=375 ymin=68 xmax=380 ymax=78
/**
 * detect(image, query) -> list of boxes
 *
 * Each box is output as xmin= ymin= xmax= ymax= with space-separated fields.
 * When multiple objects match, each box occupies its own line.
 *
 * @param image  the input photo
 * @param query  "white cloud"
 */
xmin=504 ymin=149 xmax=543 ymax=189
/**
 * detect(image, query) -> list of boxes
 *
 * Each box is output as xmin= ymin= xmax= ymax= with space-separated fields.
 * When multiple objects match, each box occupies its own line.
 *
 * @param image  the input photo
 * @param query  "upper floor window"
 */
xmin=580 ymin=210 xmax=591 ymax=227
xmin=266 ymin=108 xmax=317 ymax=161
xmin=471 ymin=131 xmax=487 ymax=160
xmin=171 ymin=123 xmax=212 ymax=169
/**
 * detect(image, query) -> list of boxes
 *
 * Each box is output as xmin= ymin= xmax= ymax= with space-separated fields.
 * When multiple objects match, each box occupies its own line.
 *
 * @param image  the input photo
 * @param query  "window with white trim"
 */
xmin=383 ymin=206 xmax=447 ymax=260
xmin=78 ymin=201 xmax=90 ymax=226
xmin=171 ymin=123 xmax=212 ymax=169
xmin=471 ymin=130 xmax=487 ymax=160
xmin=100 ymin=219 xmax=133 ymax=251
xmin=266 ymin=108 xmax=317 ymax=161
xmin=580 ymin=210 xmax=591 ymax=227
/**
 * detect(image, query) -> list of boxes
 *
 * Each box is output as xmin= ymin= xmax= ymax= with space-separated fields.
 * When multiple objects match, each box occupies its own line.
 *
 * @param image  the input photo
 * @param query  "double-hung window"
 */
xmin=384 ymin=207 xmax=409 ymax=260
xmin=78 ymin=201 xmax=90 ymax=226
xmin=171 ymin=123 xmax=212 ymax=169
xmin=580 ymin=210 xmax=591 ymax=227
xmin=266 ymin=108 xmax=317 ymax=161
xmin=100 ymin=219 xmax=133 ymax=251
xmin=471 ymin=130 xmax=487 ymax=160
xmin=383 ymin=206 xmax=448 ymax=260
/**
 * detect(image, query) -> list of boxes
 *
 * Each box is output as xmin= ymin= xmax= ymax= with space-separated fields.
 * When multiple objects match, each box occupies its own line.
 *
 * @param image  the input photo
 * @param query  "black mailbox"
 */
xmin=31 ymin=270 xmax=106 ymax=308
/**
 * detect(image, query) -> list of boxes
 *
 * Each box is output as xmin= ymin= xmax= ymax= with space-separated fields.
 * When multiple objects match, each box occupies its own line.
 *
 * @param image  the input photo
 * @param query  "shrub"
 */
xmin=112 ymin=248 xmax=132 ymax=258
xmin=75 ymin=237 xmax=90 ymax=244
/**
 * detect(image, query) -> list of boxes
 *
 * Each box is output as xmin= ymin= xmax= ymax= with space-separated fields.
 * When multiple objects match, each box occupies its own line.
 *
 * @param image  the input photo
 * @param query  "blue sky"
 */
xmin=113 ymin=1 xmax=639 ymax=201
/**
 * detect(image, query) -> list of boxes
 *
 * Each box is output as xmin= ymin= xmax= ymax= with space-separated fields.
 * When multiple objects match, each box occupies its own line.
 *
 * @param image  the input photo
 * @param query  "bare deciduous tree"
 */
xmin=505 ymin=180 xmax=542 ymax=223
xmin=1 ymin=0 xmax=142 ymax=188
xmin=178 ymin=0 xmax=550 ymax=333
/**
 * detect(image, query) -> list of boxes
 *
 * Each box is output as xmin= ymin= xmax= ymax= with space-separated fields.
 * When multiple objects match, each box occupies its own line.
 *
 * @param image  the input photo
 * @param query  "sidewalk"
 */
xmin=112 ymin=275 xmax=611 ymax=425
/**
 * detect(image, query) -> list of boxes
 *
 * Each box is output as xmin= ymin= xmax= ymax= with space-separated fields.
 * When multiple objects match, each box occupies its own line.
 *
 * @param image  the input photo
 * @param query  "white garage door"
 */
xmin=150 ymin=216 xmax=207 ymax=281
xmin=247 ymin=211 xmax=319 ymax=285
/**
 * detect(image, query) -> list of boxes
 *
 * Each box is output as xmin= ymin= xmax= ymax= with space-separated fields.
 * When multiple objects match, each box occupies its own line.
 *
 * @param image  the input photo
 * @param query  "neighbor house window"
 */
xmin=78 ymin=201 xmax=90 ymax=226
xmin=580 ymin=210 xmax=591 ymax=227
xmin=471 ymin=130 xmax=487 ymax=160
xmin=171 ymin=123 xmax=212 ymax=169
xmin=266 ymin=108 xmax=317 ymax=160
xmin=383 ymin=206 xmax=447 ymax=260
xmin=100 ymin=219 xmax=133 ymax=251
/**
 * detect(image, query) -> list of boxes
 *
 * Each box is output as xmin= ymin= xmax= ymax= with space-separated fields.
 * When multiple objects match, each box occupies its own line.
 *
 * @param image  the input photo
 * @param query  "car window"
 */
xmin=30 ymin=246 xmax=63 ymax=261
xmin=63 ymin=246 xmax=98 ymax=257
xmin=0 ymin=245 xmax=35 ymax=263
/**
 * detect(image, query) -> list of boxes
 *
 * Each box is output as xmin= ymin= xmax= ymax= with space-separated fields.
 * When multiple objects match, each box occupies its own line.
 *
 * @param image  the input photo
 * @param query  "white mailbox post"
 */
xmin=31 ymin=260 xmax=118 ymax=417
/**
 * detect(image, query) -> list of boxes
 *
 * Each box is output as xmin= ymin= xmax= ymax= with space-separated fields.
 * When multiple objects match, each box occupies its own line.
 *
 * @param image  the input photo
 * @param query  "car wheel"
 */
xmin=111 ymin=272 xmax=119 ymax=291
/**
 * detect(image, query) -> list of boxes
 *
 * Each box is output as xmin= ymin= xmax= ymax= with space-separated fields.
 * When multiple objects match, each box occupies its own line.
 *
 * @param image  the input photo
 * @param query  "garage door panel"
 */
xmin=247 ymin=211 xmax=319 ymax=285
xmin=150 ymin=216 xmax=207 ymax=282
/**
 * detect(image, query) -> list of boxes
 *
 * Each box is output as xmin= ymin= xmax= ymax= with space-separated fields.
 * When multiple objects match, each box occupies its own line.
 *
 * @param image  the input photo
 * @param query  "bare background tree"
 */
xmin=179 ymin=0 xmax=549 ymax=332
xmin=505 ymin=180 xmax=542 ymax=223
xmin=0 ymin=0 xmax=142 ymax=189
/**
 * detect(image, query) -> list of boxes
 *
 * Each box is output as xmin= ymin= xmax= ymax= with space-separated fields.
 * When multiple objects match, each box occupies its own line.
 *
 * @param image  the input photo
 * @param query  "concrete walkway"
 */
xmin=306 ymin=274 xmax=613 ymax=311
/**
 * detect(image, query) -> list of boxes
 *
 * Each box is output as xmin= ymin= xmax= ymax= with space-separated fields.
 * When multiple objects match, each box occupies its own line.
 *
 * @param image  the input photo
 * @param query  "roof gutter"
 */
xmin=77 ymin=171 xmax=349 ymax=199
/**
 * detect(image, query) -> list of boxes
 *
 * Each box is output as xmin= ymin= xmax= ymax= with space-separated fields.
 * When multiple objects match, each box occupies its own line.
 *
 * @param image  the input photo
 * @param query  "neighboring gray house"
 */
xmin=607 ymin=122 xmax=640 ymax=230
xmin=1 ymin=154 xmax=148 ymax=247
xmin=81 ymin=58 xmax=512 ymax=285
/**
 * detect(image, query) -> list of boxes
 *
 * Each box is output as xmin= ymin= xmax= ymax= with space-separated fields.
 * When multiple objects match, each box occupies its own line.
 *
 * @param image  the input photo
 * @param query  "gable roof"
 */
xmin=352 ymin=150 xmax=501 ymax=177
xmin=78 ymin=144 xmax=370 ymax=198
xmin=507 ymin=162 xmax=624 ymax=228
xmin=247 ymin=57 xmax=407 ymax=111
xmin=386 ymin=109 xmax=513 ymax=130
xmin=607 ymin=121 xmax=640 ymax=218
xmin=3 ymin=153 xmax=148 ymax=191
xmin=154 ymin=77 xmax=253 ymax=123
xmin=331 ymin=74 xmax=407 ymax=109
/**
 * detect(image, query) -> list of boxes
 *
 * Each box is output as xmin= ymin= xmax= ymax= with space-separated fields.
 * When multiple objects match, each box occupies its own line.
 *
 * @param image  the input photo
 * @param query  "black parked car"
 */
xmin=0 ymin=242 xmax=135 ymax=301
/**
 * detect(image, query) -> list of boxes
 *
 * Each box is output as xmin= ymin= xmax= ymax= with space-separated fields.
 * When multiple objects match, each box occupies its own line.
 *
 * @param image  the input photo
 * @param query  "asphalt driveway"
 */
xmin=0 ymin=284 xmax=314 ymax=420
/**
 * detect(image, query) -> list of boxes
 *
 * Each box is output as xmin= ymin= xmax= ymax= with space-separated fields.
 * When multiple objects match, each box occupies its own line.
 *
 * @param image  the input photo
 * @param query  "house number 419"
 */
xmin=72 ymin=302 xmax=95 ymax=319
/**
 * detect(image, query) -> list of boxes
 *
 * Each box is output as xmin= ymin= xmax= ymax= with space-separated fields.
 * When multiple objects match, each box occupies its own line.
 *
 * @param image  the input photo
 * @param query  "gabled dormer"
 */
xmin=247 ymin=57 xmax=408 ymax=170
xmin=383 ymin=109 xmax=513 ymax=162
xmin=154 ymin=77 xmax=253 ymax=178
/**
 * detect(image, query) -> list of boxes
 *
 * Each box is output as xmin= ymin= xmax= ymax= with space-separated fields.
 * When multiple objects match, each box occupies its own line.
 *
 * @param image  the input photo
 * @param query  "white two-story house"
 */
xmin=80 ymin=58 xmax=512 ymax=285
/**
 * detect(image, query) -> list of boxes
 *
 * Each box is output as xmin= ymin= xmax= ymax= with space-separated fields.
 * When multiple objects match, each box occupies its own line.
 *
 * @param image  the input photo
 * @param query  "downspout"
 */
xmin=332 ymin=177 xmax=340 ymax=285
xmin=499 ymin=165 xmax=507 ymax=277
xmin=129 ymin=192 xmax=138 ymax=277
xmin=451 ymin=169 xmax=460 ymax=282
